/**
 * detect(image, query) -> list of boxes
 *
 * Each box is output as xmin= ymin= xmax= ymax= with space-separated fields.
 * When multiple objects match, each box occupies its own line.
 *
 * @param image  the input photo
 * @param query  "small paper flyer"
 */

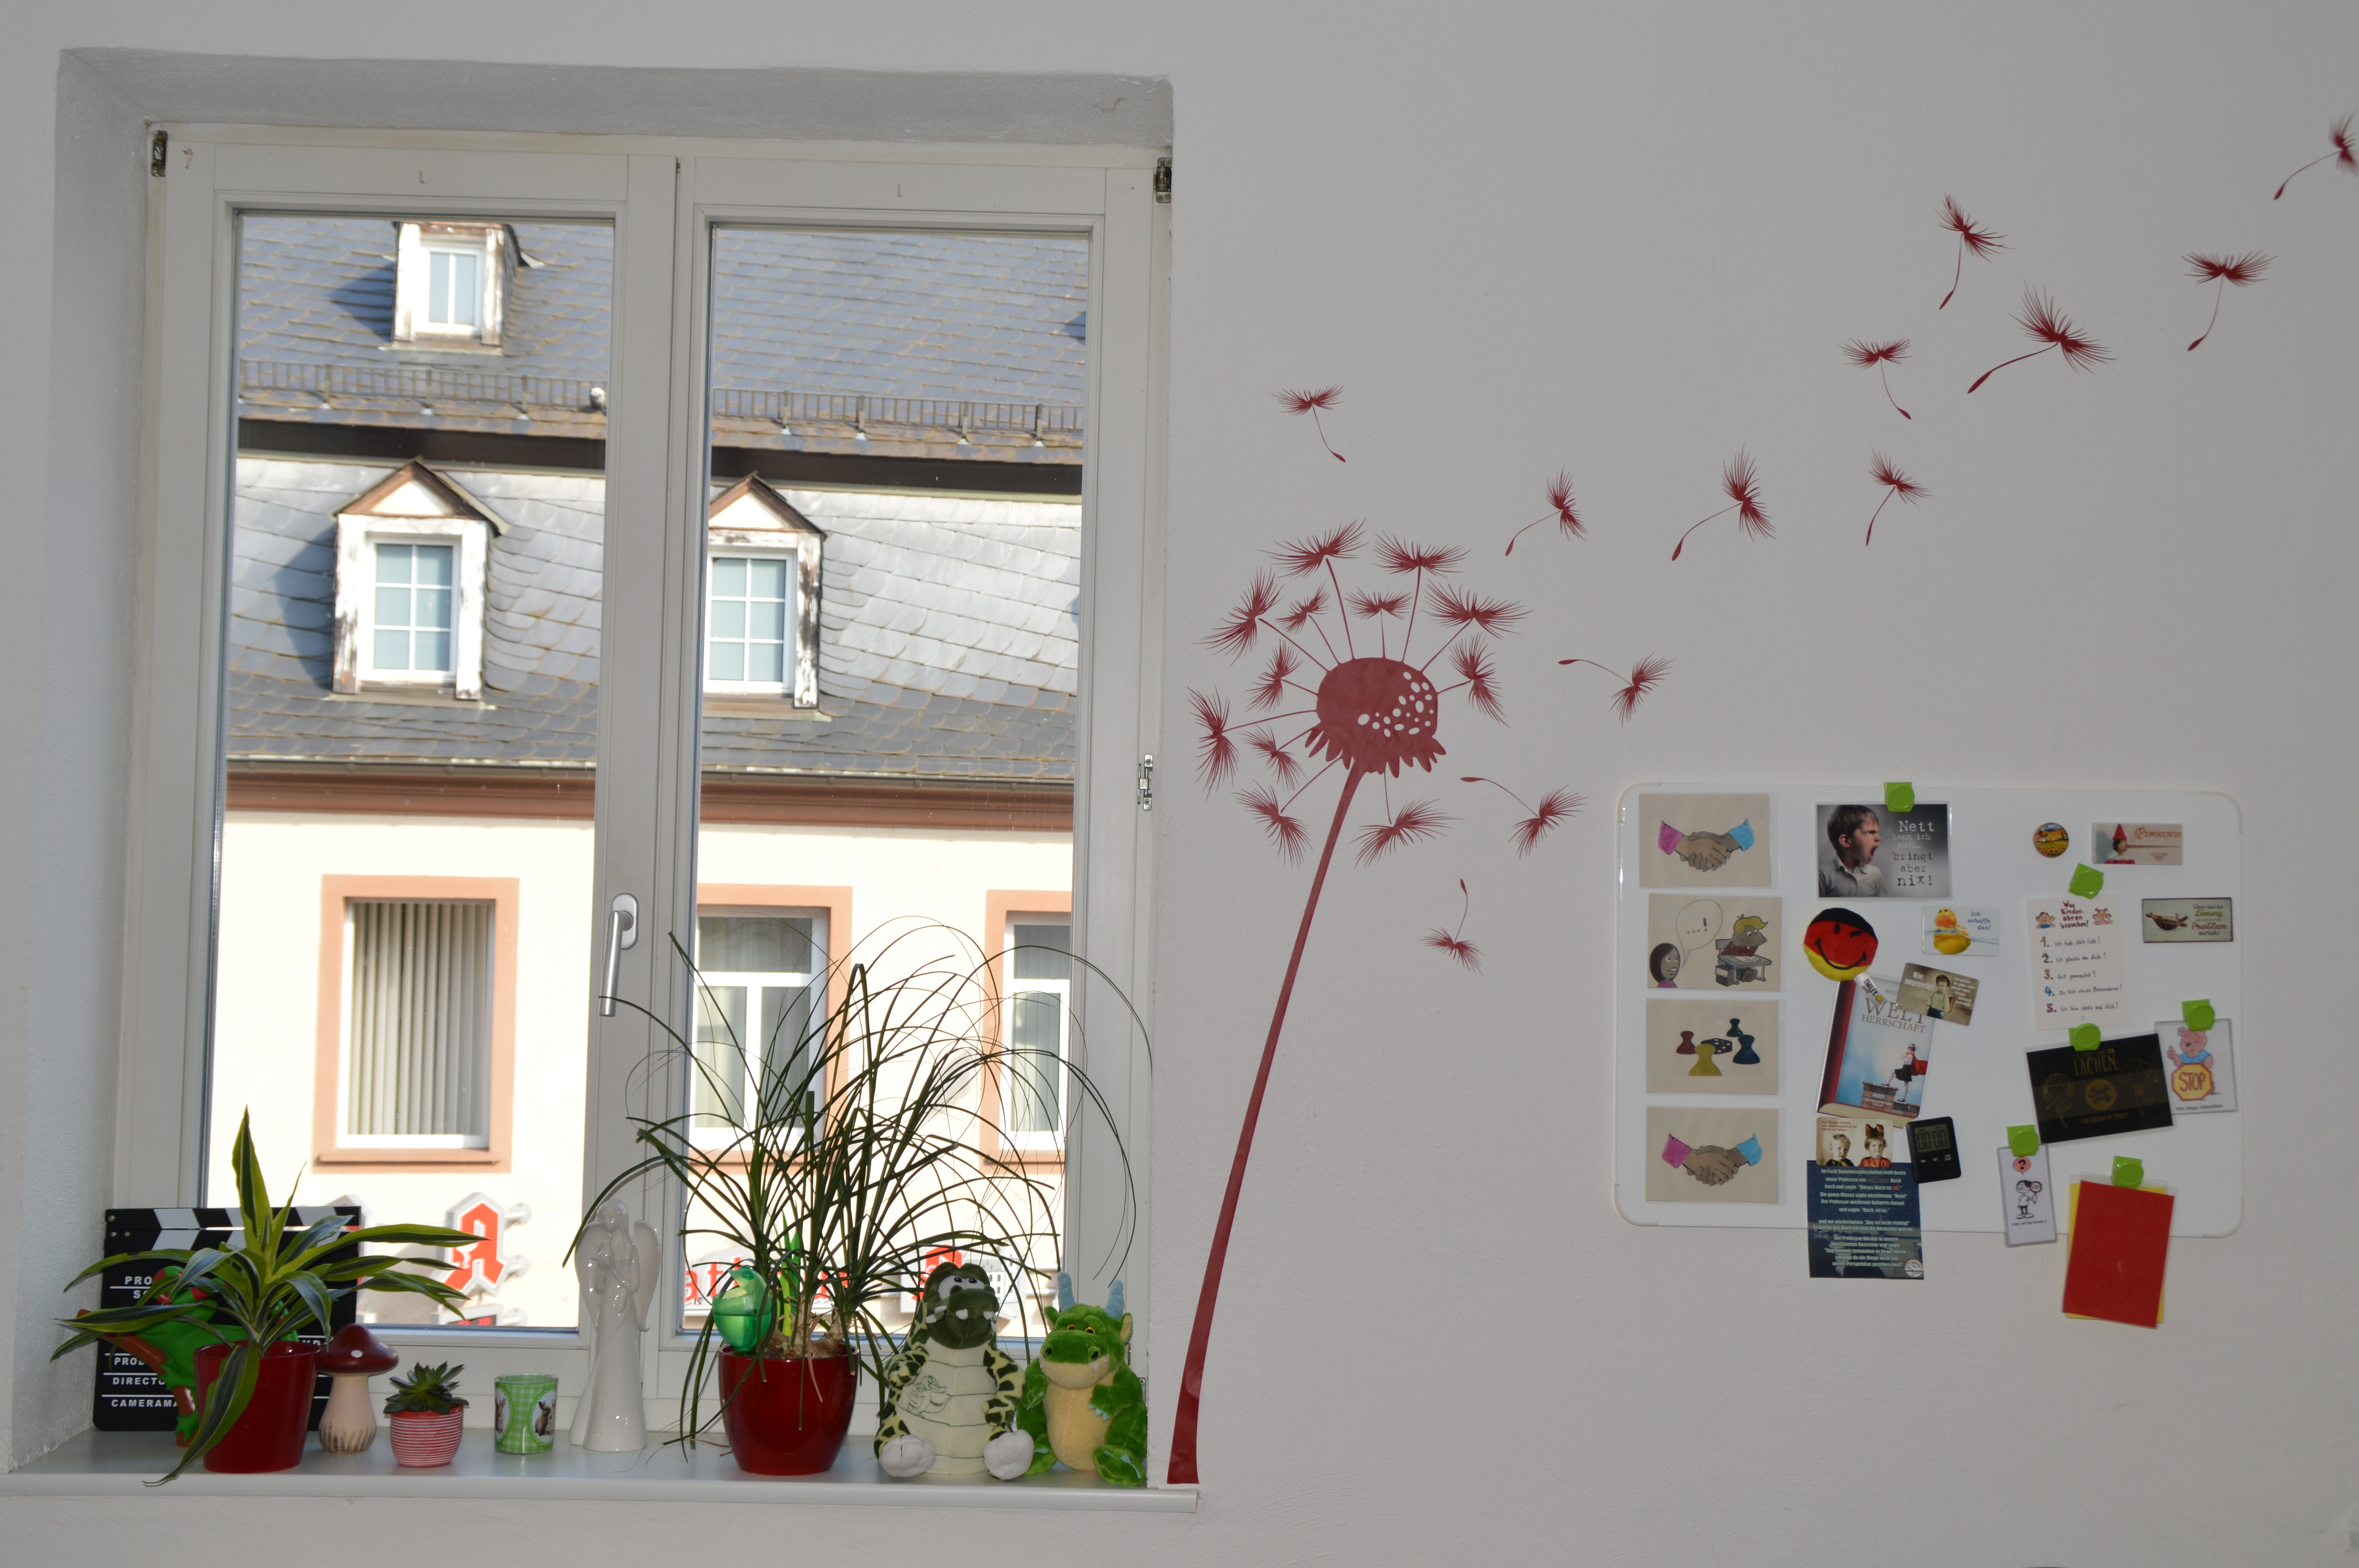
xmin=2025 ymin=895 xmax=2127 ymax=1025
xmin=1806 ymin=1162 xmax=1924 ymax=1278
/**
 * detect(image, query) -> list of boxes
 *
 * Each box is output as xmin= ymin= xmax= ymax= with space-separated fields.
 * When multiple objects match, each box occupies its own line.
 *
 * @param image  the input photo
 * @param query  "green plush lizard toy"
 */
xmin=875 ymin=1261 xmax=1032 ymax=1480
xmin=1016 ymin=1276 xmax=1145 ymax=1486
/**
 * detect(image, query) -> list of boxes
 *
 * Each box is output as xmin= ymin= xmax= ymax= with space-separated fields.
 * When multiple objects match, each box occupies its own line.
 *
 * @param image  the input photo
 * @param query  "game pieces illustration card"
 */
xmin=1645 ymin=998 xmax=1780 ymax=1094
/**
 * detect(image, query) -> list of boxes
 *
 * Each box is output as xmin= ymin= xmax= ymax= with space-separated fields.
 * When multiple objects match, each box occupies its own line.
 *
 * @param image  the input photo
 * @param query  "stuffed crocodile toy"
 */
xmin=1015 ymin=1277 xmax=1146 ymax=1486
xmin=876 ymin=1261 xmax=1032 ymax=1480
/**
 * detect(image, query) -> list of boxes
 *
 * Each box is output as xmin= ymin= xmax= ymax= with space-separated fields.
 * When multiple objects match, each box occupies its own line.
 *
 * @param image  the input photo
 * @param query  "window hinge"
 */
xmin=149 ymin=129 xmax=167 ymax=178
xmin=1153 ymin=157 xmax=1171 ymax=204
xmin=1136 ymin=754 xmax=1155 ymax=812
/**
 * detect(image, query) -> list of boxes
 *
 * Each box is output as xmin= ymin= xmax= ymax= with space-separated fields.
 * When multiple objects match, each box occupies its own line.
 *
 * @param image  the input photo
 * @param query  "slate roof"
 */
xmin=227 ymin=458 xmax=1078 ymax=779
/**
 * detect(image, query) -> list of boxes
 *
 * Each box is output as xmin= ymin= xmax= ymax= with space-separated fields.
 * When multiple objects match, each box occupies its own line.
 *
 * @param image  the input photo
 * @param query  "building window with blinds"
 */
xmin=1003 ymin=921 xmax=1072 ymax=1150
xmin=341 ymin=899 xmax=495 ymax=1148
xmin=692 ymin=911 xmax=828 ymax=1143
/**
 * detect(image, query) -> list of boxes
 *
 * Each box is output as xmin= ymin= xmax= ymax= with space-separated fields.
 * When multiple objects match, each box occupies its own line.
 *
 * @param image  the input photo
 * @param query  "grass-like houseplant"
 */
xmin=583 ymin=923 xmax=1140 ymax=1474
xmin=55 ymin=1110 xmax=478 ymax=1482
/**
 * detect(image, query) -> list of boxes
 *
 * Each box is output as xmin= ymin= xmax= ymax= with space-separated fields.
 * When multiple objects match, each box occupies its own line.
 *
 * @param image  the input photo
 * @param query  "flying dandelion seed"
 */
xmin=1461 ymin=777 xmax=1585 ymax=855
xmin=1843 ymin=338 xmax=1913 ymax=420
xmin=1248 ymin=731 xmax=1303 ymax=788
xmin=1423 ymin=880 xmax=1483 ymax=971
xmin=2274 ymin=113 xmax=2355 ymax=200
xmin=1504 ymin=470 xmax=1586 ymax=554
xmin=1863 ymin=454 xmax=1928 ymax=546
xmin=1936 ymin=195 xmax=2007 ymax=309
xmin=1670 ymin=452 xmax=1771 ymax=561
xmin=1276 ymin=385 xmax=1347 ymax=461
xmin=1559 ymin=653 xmax=1673 ymax=722
xmin=2183 ymin=252 xmax=2271 ymax=352
xmin=1968 ymin=287 xmax=2112 ymax=394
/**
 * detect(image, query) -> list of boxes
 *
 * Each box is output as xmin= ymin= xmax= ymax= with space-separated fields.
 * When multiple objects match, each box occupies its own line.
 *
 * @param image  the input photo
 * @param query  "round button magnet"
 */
xmin=2032 ymin=822 xmax=2070 ymax=858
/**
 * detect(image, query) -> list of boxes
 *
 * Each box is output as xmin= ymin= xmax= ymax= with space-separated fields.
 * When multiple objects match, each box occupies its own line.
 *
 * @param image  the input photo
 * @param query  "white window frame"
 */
xmin=700 ymin=478 xmax=823 ymax=706
xmin=392 ymin=220 xmax=513 ymax=345
xmin=122 ymin=129 xmax=1167 ymax=1406
xmin=329 ymin=461 xmax=499 ymax=699
xmin=689 ymin=907 xmax=829 ymax=1149
xmin=1001 ymin=917 xmax=1075 ymax=1152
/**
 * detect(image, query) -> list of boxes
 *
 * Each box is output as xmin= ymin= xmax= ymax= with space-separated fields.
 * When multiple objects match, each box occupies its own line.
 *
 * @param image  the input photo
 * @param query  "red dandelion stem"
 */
xmin=1504 ymin=470 xmax=1586 ymax=554
xmin=1937 ymin=195 xmax=2007 ymax=309
xmin=2274 ymin=114 xmax=2356 ymax=199
xmin=2184 ymin=251 xmax=2271 ymax=352
xmin=1670 ymin=452 xmax=1770 ymax=561
xmin=1423 ymin=879 xmax=1483 ymax=971
xmin=1461 ymin=777 xmax=1583 ymax=854
xmin=1275 ymin=385 xmax=1347 ymax=461
xmin=1842 ymin=338 xmax=1912 ymax=420
xmin=1864 ymin=453 xmax=1928 ymax=546
xmin=1968 ymin=287 xmax=2111 ymax=393
xmin=1169 ymin=763 xmax=1369 ymax=1484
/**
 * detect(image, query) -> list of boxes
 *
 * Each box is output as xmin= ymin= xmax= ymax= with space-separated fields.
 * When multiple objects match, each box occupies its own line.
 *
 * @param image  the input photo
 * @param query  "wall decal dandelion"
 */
xmin=1504 ymin=470 xmax=1586 ymax=554
xmin=1172 ymin=522 xmax=1530 ymax=1485
xmin=1843 ymin=338 xmax=1912 ymax=419
xmin=1461 ymin=777 xmax=1585 ymax=855
xmin=1968 ymin=287 xmax=2112 ymax=393
xmin=1670 ymin=452 xmax=1771 ymax=560
xmin=2273 ymin=114 xmax=2355 ymax=200
xmin=1558 ymin=653 xmax=1673 ymax=722
xmin=2183 ymin=252 xmax=2270 ymax=351
xmin=1423 ymin=880 xmax=1483 ymax=971
xmin=1864 ymin=454 xmax=1928 ymax=546
xmin=1276 ymin=385 xmax=1347 ymax=461
xmin=1937 ymin=196 xmax=2007 ymax=310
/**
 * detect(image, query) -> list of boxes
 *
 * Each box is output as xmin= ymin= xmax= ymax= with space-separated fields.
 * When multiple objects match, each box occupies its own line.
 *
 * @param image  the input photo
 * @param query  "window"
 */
xmin=1003 ymin=920 xmax=1073 ymax=1151
xmin=691 ymin=911 xmax=827 ymax=1139
xmin=312 ymin=876 xmax=519 ymax=1170
xmin=704 ymin=477 xmax=821 ymax=704
xmin=330 ymin=460 xmax=497 ymax=698
xmin=393 ymin=221 xmax=513 ymax=345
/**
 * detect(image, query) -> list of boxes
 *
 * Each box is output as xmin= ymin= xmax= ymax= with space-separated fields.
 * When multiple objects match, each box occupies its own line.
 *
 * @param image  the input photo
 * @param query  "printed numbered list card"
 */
xmin=2025 ymin=895 xmax=2127 ymax=1027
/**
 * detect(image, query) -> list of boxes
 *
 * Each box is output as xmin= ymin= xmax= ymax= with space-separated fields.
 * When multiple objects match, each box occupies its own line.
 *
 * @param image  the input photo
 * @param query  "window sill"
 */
xmin=0 ymin=1431 xmax=1195 ymax=1512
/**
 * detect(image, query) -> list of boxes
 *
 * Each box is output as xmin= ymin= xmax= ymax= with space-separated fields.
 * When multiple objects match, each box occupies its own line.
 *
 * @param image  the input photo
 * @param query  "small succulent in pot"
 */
xmin=385 ymin=1361 xmax=469 ymax=1468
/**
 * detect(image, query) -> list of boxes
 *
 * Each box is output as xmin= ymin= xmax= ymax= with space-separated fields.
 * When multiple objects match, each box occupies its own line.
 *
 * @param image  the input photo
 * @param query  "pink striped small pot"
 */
xmin=388 ymin=1409 xmax=465 ymax=1467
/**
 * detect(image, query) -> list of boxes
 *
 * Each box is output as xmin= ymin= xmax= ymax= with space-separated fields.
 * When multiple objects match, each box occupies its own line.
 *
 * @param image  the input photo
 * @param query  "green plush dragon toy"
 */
xmin=876 ymin=1261 xmax=1033 ymax=1480
xmin=1014 ymin=1275 xmax=1146 ymax=1486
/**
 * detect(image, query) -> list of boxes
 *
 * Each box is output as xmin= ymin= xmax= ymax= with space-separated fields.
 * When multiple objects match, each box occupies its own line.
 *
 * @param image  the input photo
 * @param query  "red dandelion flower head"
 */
xmin=1721 ymin=451 xmax=1772 ymax=539
xmin=2185 ymin=251 xmax=2271 ymax=286
xmin=1270 ymin=521 xmax=1364 ymax=577
xmin=1869 ymin=453 xmax=1928 ymax=501
xmin=2336 ymin=113 xmax=2357 ymax=169
xmin=1374 ymin=535 xmax=1466 ymax=577
xmin=1276 ymin=385 xmax=1342 ymax=415
xmin=1842 ymin=338 xmax=1910 ymax=368
xmin=1939 ymin=196 xmax=2007 ymax=258
xmin=1305 ymin=657 xmax=1446 ymax=778
xmin=2014 ymin=287 xmax=2113 ymax=371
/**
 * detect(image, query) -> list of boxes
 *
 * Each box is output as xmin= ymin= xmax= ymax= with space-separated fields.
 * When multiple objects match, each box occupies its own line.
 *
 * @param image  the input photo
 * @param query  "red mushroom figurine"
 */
xmin=317 ymin=1323 xmax=399 ymax=1454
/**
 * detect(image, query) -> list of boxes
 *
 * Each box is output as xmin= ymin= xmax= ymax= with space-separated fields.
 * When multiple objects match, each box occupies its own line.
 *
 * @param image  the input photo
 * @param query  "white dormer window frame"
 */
xmin=704 ymin=475 xmax=824 ymax=708
xmin=393 ymin=220 xmax=514 ymax=345
xmin=331 ymin=460 xmax=502 ymax=700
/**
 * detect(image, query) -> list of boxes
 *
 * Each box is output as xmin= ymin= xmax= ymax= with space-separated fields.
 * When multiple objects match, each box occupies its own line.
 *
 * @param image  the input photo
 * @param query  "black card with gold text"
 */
xmin=2026 ymin=1034 xmax=2174 ymax=1143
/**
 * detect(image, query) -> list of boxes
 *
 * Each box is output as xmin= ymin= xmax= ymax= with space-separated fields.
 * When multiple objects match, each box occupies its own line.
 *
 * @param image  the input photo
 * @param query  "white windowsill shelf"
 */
xmin=0 ymin=1430 xmax=1197 ymax=1512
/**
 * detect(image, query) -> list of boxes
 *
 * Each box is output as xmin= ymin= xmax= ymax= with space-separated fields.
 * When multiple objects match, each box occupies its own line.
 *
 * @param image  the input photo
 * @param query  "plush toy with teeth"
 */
xmin=1014 ymin=1274 xmax=1146 ymax=1486
xmin=875 ymin=1261 xmax=1032 ymax=1481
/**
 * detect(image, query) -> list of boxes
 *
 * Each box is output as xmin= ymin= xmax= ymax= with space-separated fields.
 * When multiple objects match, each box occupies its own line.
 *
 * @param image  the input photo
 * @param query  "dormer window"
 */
xmin=393 ymin=221 xmax=514 ymax=345
xmin=332 ymin=460 xmax=503 ymax=699
xmin=704 ymin=475 xmax=824 ymax=707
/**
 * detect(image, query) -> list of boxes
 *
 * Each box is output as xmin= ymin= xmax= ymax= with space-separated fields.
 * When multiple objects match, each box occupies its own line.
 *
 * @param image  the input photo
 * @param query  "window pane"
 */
xmin=691 ymin=227 xmax=1086 ymax=1331
xmin=1009 ymin=992 xmax=1062 ymax=1134
xmin=217 ymin=213 xmax=612 ymax=1331
xmin=709 ymin=599 xmax=745 ymax=641
xmin=708 ymin=641 xmax=744 ymax=682
xmin=693 ymin=985 xmax=751 ymax=1127
xmin=699 ymin=914 xmax=816 ymax=973
xmin=1011 ymin=923 xmax=1072 ymax=980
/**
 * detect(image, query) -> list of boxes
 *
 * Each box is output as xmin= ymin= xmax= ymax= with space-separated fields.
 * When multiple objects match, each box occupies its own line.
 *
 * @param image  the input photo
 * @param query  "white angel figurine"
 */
xmin=571 ymin=1199 xmax=660 ymax=1452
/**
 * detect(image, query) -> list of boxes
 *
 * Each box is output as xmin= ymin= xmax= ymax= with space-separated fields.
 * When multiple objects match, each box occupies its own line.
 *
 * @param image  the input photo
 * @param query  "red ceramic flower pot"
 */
xmin=717 ymin=1349 xmax=857 ymax=1475
xmin=191 ymin=1342 xmax=318 ymax=1473
xmin=389 ymin=1408 xmax=466 ymax=1467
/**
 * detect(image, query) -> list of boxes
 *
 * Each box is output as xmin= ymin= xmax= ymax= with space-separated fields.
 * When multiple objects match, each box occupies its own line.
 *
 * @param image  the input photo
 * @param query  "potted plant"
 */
xmin=584 ymin=926 xmax=1140 ymax=1475
xmin=384 ymin=1361 xmax=469 ymax=1466
xmin=54 ymin=1110 xmax=478 ymax=1481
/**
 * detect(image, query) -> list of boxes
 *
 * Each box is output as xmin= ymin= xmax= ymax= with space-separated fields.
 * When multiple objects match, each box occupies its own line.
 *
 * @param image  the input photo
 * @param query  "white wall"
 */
xmin=6 ymin=7 xmax=2358 ymax=1564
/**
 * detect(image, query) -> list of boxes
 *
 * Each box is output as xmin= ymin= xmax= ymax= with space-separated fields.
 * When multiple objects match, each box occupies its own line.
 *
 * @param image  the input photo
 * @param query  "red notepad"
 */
xmin=2062 ymin=1181 xmax=2174 ymax=1327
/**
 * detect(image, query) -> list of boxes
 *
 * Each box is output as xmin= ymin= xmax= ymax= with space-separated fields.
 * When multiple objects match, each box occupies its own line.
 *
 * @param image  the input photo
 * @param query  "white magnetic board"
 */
xmin=1614 ymin=785 xmax=2242 ymax=1236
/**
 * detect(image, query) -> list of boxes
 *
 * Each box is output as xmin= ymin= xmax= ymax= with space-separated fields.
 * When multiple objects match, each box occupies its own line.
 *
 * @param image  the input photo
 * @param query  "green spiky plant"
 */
xmin=55 ymin=1110 xmax=480 ymax=1483
xmin=383 ymin=1361 xmax=468 ymax=1416
xmin=581 ymin=923 xmax=1141 ymax=1451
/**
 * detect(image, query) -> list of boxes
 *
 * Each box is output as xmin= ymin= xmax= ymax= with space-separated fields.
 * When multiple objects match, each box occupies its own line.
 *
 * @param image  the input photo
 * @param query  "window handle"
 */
xmin=600 ymin=893 xmax=640 ymax=1018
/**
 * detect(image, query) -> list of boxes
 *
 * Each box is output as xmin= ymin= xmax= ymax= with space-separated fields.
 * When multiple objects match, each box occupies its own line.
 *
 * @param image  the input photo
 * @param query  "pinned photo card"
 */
xmin=1645 ymin=1107 xmax=1779 ymax=1204
xmin=2026 ymin=1034 xmax=2174 ymax=1144
xmin=1817 ymin=974 xmax=1933 ymax=1123
xmin=2096 ymin=822 xmax=2184 ymax=865
xmin=2160 ymin=1018 xmax=2236 ymax=1114
xmin=1641 ymin=793 xmax=1773 ymax=888
xmin=1897 ymin=962 xmax=1978 ymax=1026
xmin=1645 ymin=998 xmax=1780 ymax=1094
xmin=2026 ymin=895 xmax=2128 ymax=1025
xmin=1644 ymin=895 xmax=1781 ymax=993
xmin=1815 ymin=801 xmax=1950 ymax=899
xmin=1921 ymin=905 xmax=1998 ymax=959
xmin=2142 ymin=897 xmax=2234 ymax=943
xmin=1998 ymin=1146 xmax=2057 ymax=1245
xmin=1806 ymin=1161 xmax=1924 ymax=1279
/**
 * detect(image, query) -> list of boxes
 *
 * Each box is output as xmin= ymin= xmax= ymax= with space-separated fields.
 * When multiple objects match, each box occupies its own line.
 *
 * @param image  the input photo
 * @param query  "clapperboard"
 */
xmin=92 ymin=1206 xmax=360 ymax=1432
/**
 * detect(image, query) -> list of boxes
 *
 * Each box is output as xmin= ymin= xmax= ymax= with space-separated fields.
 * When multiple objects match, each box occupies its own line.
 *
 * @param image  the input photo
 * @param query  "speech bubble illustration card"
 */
xmin=1645 ymin=894 xmax=1781 ymax=993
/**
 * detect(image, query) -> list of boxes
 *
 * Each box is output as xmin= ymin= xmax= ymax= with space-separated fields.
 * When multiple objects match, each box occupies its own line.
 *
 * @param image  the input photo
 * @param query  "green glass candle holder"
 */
xmin=493 ymin=1373 xmax=560 ymax=1454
